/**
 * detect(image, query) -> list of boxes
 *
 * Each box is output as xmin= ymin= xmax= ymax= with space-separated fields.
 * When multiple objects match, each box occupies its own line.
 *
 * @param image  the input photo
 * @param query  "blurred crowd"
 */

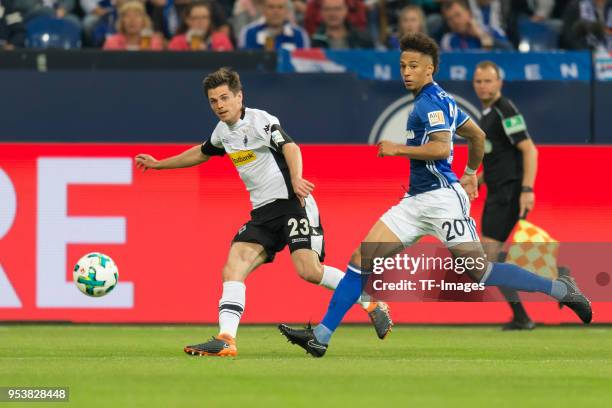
xmin=1 ymin=0 xmax=611 ymax=52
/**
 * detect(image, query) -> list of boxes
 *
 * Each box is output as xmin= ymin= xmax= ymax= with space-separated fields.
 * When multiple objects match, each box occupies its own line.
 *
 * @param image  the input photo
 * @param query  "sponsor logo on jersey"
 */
xmin=406 ymin=130 xmax=415 ymax=140
xmin=427 ymin=110 xmax=445 ymax=126
xmin=502 ymin=114 xmax=527 ymax=135
xmin=229 ymin=150 xmax=256 ymax=167
xmin=263 ymin=124 xmax=270 ymax=134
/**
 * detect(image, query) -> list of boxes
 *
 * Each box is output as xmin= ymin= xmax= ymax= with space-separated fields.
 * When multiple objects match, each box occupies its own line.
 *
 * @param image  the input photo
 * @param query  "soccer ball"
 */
xmin=73 ymin=253 xmax=119 ymax=297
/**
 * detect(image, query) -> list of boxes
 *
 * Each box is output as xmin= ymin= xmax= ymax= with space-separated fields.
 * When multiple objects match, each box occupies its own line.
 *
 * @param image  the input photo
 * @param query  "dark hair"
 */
xmin=177 ymin=1 xmax=214 ymax=36
xmin=475 ymin=60 xmax=501 ymax=79
xmin=441 ymin=0 xmax=470 ymax=13
xmin=399 ymin=33 xmax=440 ymax=72
xmin=203 ymin=67 xmax=242 ymax=95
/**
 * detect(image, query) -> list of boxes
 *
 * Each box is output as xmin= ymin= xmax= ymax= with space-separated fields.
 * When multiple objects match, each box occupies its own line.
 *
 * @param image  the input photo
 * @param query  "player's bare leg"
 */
xmin=290 ymin=249 xmax=324 ymax=284
xmin=280 ymin=221 xmax=403 ymax=356
xmin=351 ymin=220 xmax=405 ymax=268
xmin=185 ymin=242 xmax=267 ymax=357
xmin=448 ymin=241 xmax=592 ymax=324
xmin=482 ymin=236 xmax=535 ymax=330
xmin=290 ymin=247 xmax=394 ymax=339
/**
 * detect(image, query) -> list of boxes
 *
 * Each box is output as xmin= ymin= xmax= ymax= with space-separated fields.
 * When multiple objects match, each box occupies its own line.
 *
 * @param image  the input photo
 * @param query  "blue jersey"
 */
xmin=406 ymin=82 xmax=470 ymax=195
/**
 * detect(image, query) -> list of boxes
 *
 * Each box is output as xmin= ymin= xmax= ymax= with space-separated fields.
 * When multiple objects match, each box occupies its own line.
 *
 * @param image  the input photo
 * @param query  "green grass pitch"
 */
xmin=1 ymin=325 xmax=611 ymax=407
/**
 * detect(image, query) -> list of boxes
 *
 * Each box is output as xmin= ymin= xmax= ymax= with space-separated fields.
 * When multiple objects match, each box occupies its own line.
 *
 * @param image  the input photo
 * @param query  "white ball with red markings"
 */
xmin=73 ymin=253 xmax=119 ymax=297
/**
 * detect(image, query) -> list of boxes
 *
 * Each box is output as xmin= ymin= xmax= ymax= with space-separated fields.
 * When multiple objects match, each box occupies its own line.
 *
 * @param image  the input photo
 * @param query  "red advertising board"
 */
xmin=1 ymin=144 xmax=611 ymax=323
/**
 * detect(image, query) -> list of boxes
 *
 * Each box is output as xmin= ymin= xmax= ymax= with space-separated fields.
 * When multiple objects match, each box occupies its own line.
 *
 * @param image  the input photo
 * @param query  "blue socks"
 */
xmin=314 ymin=262 xmax=568 ymax=345
xmin=483 ymin=262 xmax=567 ymax=300
xmin=314 ymin=265 xmax=364 ymax=344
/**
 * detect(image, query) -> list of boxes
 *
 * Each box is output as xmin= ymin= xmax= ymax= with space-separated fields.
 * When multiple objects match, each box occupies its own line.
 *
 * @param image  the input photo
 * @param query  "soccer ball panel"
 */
xmin=73 ymin=252 xmax=119 ymax=297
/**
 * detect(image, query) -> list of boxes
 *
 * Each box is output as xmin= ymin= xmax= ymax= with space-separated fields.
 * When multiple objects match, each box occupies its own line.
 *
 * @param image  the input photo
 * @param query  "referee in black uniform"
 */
xmin=473 ymin=61 xmax=539 ymax=330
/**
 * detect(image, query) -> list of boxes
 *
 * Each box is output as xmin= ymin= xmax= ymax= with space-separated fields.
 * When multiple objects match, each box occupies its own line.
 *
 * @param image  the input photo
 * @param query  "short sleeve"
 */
xmin=416 ymin=98 xmax=451 ymax=135
xmin=256 ymin=110 xmax=291 ymax=150
xmin=201 ymin=128 xmax=225 ymax=156
xmin=269 ymin=124 xmax=294 ymax=150
xmin=456 ymin=108 xmax=470 ymax=128
xmin=496 ymin=100 xmax=530 ymax=145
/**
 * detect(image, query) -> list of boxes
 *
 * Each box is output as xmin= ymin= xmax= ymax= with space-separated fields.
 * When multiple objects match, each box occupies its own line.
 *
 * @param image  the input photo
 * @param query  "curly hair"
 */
xmin=399 ymin=33 xmax=440 ymax=73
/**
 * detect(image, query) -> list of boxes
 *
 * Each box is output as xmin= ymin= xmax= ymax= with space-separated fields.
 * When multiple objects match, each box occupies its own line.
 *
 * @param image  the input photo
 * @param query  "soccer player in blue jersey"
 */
xmin=278 ymin=33 xmax=592 ymax=357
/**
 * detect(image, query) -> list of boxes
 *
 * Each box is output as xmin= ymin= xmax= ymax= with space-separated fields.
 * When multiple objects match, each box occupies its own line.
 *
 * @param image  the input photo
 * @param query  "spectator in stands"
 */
xmin=84 ymin=0 xmax=123 ymax=47
xmin=14 ymin=0 xmax=81 ymax=27
xmin=387 ymin=4 xmax=427 ymax=49
xmin=0 ymin=0 xmax=26 ymax=49
xmin=0 ymin=0 xmax=25 ymax=51
xmin=561 ymin=0 xmax=612 ymax=50
xmin=374 ymin=0 xmax=444 ymax=42
xmin=512 ymin=0 xmax=555 ymax=22
xmin=467 ymin=0 xmax=520 ymax=46
xmin=440 ymin=0 xmax=513 ymax=50
xmin=103 ymin=0 xmax=163 ymax=50
xmin=304 ymin=0 xmax=367 ymax=35
xmin=467 ymin=0 xmax=518 ymax=45
xmin=311 ymin=0 xmax=374 ymax=48
xmin=157 ymin=0 xmax=230 ymax=40
xmin=232 ymin=0 xmax=265 ymax=38
xmin=292 ymin=0 xmax=307 ymax=26
xmin=81 ymin=0 xmax=115 ymax=45
xmin=168 ymin=0 xmax=233 ymax=50
xmin=239 ymin=0 xmax=309 ymax=50
xmin=466 ymin=0 xmax=511 ymax=34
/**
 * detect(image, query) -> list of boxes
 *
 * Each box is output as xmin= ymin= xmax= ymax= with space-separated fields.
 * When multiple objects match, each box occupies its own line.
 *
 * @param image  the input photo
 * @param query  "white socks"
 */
xmin=319 ymin=265 xmax=344 ymax=290
xmin=218 ymin=281 xmax=246 ymax=338
xmin=320 ymin=265 xmax=371 ymax=309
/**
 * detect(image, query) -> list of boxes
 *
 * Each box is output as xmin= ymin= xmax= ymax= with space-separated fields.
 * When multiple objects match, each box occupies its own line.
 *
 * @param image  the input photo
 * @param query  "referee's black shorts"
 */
xmin=482 ymin=181 xmax=522 ymax=242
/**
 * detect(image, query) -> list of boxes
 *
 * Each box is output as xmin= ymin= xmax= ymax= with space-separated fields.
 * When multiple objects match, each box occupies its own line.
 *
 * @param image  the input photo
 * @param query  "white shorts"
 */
xmin=380 ymin=183 xmax=480 ymax=247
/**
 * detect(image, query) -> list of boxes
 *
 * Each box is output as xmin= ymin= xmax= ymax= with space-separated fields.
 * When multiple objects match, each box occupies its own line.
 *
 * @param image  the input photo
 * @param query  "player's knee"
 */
xmin=294 ymin=258 xmax=323 ymax=284
xmin=222 ymin=258 xmax=251 ymax=281
xmin=222 ymin=264 xmax=241 ymax=281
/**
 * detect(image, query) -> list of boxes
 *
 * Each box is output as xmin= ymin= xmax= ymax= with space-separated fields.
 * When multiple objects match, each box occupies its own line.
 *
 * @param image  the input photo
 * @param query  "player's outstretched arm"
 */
xmin=377 ymin=131 xmax=451 ymax=160
xmin=456 ymin=118 xmax=486 ymax=200
xmin=281 ymin=142 xmax=314 ymax=206
xmin=135 ymin=145 xmax=210 ymax=171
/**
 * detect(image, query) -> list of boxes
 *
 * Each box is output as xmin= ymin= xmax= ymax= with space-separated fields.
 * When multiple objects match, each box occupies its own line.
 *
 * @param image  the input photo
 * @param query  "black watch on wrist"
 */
xmin=521 ymin=186 xmax=534 ymax=193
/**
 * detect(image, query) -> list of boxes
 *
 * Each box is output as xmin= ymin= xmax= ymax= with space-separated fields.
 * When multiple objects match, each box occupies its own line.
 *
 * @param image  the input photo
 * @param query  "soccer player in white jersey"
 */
xmin=135 ymin=67 xmax=392 ymax=357
xmin=279 ymin=33 xmax=592 ymax=357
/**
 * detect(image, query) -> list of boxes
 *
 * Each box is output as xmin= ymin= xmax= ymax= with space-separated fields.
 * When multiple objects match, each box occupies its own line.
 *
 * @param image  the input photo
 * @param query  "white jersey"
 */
xmin=202 ymin=107 xmax=295 ymax=209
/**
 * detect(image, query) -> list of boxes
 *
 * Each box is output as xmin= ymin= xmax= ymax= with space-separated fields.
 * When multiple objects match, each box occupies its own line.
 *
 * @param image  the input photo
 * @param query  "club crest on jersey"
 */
xmin=229 ymin=150 xmax=256 ymax=167
xmin=427 ymin=111 xmax=445 ymax=126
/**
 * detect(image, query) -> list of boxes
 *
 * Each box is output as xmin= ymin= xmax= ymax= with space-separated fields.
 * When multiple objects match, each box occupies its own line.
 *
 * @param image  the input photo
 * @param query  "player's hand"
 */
xmin=377 ymin=141 xmax=399 ymax=157
xmin=292 ymin=177 xmax=315 ymax=207
xmin=460 ymin=174 xmax=478 ymax=201
xmin=519 ymin=192 xmax=535 ymax=218
xmin=135 ymin=154 xmax=160 ymax=171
